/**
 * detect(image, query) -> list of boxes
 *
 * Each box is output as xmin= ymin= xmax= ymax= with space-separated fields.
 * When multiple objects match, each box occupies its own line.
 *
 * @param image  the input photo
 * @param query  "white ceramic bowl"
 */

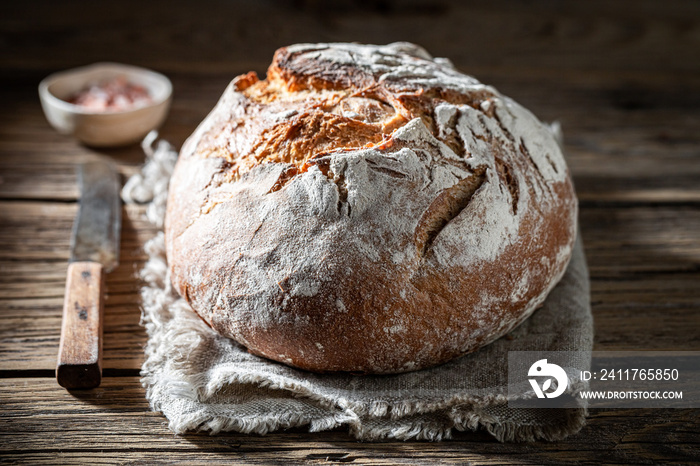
xmin=39 ymin=62 xmax=172 ymax=147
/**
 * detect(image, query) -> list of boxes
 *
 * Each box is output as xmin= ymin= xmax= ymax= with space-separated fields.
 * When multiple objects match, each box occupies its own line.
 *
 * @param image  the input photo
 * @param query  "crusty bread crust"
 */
xmin=165 ymin=42 xmax=578 ymax=374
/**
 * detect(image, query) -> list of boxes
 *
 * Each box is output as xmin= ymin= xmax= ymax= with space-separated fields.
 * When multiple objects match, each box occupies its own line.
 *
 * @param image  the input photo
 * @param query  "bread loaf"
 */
xmin=165 ymin=42 xmax=577 ymax=374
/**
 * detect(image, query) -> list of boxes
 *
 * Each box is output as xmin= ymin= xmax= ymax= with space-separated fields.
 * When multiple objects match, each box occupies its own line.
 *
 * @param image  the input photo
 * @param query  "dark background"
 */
xmin=4 ymin=0 xmax=699 ymax=150
xmin=1 ymin=1 xmax=699 ymax=464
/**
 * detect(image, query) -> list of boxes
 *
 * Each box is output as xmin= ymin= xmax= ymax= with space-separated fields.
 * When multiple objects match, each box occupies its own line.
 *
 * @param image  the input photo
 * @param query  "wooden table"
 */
xmin=2 ymin=1 xmax=699 ymax=464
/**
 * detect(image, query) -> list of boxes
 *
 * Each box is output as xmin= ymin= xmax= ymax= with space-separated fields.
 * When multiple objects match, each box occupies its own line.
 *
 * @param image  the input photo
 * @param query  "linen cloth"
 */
xmin=122 ymin=131 xmax=593 ymax=442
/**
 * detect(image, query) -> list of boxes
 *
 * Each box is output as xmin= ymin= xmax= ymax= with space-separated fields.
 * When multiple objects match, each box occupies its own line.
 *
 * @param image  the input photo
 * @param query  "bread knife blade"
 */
xmin=56 ymin=160 xmax=121 ymax=389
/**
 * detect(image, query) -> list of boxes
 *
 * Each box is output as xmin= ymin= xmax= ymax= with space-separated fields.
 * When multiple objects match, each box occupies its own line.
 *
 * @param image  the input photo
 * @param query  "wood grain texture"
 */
xmin=0 ymin=0 xmax=699 ymax=463
xmin=1 ymin=204 xmax=699 ymax=372
xmin=0 ymin=378 xmax=698 ymax=465
xmin=56 ymin=262 xmax=104 ymax=389
xmin=3 ymin=75 xmax=700 ymax=204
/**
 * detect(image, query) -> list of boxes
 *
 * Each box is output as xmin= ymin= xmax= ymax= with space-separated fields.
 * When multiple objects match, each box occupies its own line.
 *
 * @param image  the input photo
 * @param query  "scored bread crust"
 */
xmin=165 ymin=42 xmax=578 ymax=374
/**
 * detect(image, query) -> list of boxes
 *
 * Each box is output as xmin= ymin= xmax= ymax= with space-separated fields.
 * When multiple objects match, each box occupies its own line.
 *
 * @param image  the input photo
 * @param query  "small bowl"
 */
xmin=39 ymin=62 xmax=172 ymax=147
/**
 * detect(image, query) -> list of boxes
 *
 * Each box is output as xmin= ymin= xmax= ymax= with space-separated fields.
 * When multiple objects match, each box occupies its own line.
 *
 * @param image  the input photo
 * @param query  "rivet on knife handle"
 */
xmin=57 ymin=262 xmax=105 ymax=389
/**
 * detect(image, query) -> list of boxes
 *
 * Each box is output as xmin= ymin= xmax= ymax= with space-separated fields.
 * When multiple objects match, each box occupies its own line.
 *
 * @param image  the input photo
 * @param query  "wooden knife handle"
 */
xmin=56 ymin=262 xmax=104 ymax=389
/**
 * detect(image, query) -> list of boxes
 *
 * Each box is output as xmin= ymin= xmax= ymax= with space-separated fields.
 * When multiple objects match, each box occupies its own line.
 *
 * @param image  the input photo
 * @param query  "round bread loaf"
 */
xmin=165 ymin=42 xmax=577 ymax=374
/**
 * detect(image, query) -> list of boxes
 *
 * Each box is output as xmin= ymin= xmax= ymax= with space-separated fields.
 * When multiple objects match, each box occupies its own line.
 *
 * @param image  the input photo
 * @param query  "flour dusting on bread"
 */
xmin=165 ymin=42 xmax=577 ymax=374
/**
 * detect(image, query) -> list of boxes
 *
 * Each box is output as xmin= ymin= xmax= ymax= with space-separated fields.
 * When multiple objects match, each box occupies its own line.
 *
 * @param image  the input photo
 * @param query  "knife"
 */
xmin=57 ymin=160 xmax=121 ymax=389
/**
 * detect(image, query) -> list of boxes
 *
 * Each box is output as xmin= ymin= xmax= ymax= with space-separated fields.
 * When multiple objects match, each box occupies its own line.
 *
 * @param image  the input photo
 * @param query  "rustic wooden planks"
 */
xmin=1 ymin=378 xmax=698 ymax=464
xmin=2 ymin=195 xmax=697 ymax=452
xmin=1 ymin=0 xmax=699 ymax=463
xmin=0 ymin=202 xmax=156 ymax=371
xmin=3 ymin=78 xmax=700 ymax=204
xmin=1 ymin=203 xmax=698 ymax=370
